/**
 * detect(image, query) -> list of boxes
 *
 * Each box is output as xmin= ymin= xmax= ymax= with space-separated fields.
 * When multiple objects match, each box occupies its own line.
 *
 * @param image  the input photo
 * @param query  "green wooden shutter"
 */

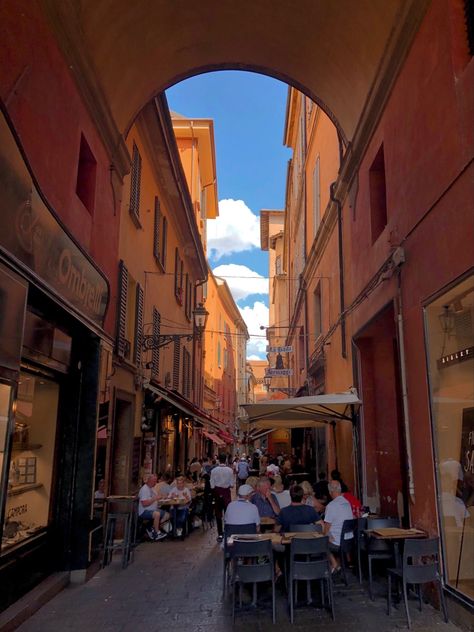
xmin=116 ymin=260 xmax=128 ymax=357
xmin=134 ymin=282 xmax=144 ymax=366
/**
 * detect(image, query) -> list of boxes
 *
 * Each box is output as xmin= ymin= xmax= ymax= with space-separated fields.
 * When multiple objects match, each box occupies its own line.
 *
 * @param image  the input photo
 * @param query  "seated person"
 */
xmin=277 ymin=484 xmax=322 ymax=532
xmin=251 ymin=477 xmax=280 ymax=518
xmin=323 ymin=480 xmax=354 ymax=571
xmin=155 ymin=472 xmax=172 ymax=497
xmin=224 ymin=484 xmax=260 ymax=529
xmin=331 ymin=469 xmax=348 ymax=493
xmin=168 ymin=475 xmax=192 ymax=538
xmin=245 ymin=476 xmax=259 ymax=494
xmin=301 ymin=480 xmax=325 ymax=513
xmin=313 ymin=472 xmax=329 ymax=503
xmin=342 ymin=489 xmax=363 ymax=518
xmin=138 ymin=474 xmax=167 ymax=541
xmin=272 ymin=476 xmax=291 ymax=509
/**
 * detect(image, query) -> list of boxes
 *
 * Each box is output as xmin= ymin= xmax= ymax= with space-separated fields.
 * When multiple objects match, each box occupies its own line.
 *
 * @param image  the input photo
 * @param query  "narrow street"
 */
xmin=17 ymin=528 xmax=461 ymax=632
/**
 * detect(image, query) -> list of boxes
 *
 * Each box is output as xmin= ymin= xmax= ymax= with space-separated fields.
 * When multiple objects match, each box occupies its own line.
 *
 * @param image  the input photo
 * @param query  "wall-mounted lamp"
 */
xmin=143 ymin=303 xmax=209 ymax=351
xmin=439 ymin=305 xmax=455 ymax=334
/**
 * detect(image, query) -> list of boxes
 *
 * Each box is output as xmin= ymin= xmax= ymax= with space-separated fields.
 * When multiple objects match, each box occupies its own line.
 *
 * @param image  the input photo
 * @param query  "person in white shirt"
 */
xmin=224 ymin=484 xmax=260 ymax=528
xmin=271 ymin=476 xmax=291 ymax=509
xmin=323 ymin=480 xmax=354 ymax=570
xmin=266 ymin=460 xmax=280 ymax=478
xmin=138 ymin=474 xmax=167 ymax=540
xmin=168 ymin=476 xmax=192 ymax=538
xmin=210 ymin=454 xmax=234 ymax=541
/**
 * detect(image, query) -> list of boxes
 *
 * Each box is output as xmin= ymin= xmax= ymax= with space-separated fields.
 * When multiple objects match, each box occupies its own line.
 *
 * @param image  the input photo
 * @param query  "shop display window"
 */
xmin=425 ymin=273 xmax=474 ymax=601
xmin=1 ymin=372 xmax=59 ymax=553
xmin=0 ymin=383 xmax=13 ymax=498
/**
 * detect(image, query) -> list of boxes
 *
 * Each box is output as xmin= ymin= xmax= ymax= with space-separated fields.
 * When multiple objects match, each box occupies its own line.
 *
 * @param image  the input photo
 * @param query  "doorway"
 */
xmin=110 ymin=393 xmax=134 ymax=496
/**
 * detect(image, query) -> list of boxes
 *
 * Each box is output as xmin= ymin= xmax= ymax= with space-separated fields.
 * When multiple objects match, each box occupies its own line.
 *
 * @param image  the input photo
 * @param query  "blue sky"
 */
xmin=166 ymin=71 xmax=291 ymax=357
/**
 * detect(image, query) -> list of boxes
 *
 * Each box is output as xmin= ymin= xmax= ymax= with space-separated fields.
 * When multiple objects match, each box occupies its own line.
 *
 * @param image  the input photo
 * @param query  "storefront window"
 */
xmin=425 ymin=273 xmax=474 ymax=601
xmin=1 ymin=372 xmax=59 ymax=554
xmin=0 ymin=383 xmax=13 ymax=494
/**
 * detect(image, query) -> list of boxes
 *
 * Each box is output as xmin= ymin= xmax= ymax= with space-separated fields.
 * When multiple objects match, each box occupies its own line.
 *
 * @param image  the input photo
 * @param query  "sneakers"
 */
xmin=146 ymin=527 xmax=158 ymax=541
xmin=154 ymin=531 xmax=167 ymax=541
xmin=216 ymin=535 xmax=223 ymax=542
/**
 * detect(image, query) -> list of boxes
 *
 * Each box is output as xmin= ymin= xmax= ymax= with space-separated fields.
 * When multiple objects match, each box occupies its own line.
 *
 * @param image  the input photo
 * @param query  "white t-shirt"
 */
xmin=138 ymin=484 xmax=158 ymax=516
xmin=273 ymin=489 xmax=291 ymax=509
xmin=266 ymin=464 xmax=280 ymax=477
xmin=224 ymin=499 xmax=260 ymax=526
xmin=168 ymin=486 xmax=192 ymax=504
xmin=324 ymin=495 xmax=354 ymax=545
xmin=210 ymin=464 xmax=234 ymax=489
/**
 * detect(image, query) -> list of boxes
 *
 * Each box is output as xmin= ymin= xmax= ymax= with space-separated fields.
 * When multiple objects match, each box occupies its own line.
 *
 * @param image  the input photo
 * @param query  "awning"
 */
xmin=147 ymin=382 xmax=222 ymax=431
xmin=248 ymin=428 xmax=275 ymax=441
xmin=202 ymin=429 xmax=225 ymax=446
xmin=243 ymin=390 xmax=361 ymax=429
xmin=218 ymin=430 xmax=234 ymax=444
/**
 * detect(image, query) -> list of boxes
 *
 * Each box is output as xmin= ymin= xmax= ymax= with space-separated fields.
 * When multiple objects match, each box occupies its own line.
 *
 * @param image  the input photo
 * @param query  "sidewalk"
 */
xmin=17 ymin=527 xmax=462 ymax=632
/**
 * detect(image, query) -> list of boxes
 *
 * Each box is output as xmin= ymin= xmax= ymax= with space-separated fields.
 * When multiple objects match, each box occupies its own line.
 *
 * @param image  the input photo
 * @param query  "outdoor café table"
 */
xmin=228 ymin=531 xmax=324 ymax=547
xmin=157 ymin=497 xmax=189 ymax=538
xmin=364 ymin=527 xmax=427 ymax=569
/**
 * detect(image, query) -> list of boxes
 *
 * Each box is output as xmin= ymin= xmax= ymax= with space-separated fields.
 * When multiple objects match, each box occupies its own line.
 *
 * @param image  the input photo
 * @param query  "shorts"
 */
xmin=140 ymin=508 xmax=166 ymax=521
xmin=329 ymin=543 xmax=340 ymax=554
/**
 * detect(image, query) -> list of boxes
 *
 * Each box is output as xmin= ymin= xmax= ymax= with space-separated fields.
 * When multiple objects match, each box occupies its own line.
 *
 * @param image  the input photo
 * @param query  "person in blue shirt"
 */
xmin=277 ymin=485 xmax=322 ymax=532
xmin=251 ymin=478 xmax=280 ymax=518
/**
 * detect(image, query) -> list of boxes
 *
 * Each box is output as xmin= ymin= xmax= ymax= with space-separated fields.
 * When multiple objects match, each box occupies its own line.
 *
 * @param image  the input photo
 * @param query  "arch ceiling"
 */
xmin=43 ymin=0 xmax=427 ymax=173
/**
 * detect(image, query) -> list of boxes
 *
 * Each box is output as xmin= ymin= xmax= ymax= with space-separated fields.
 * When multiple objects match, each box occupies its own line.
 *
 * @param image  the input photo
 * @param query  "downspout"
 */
xmin=329 ymin=182 xmax=347 ymax=358
xmin=302 ymin=96 xmax=310 ymax=377
xmin=396 ymin=269 xmax=415 ymax=505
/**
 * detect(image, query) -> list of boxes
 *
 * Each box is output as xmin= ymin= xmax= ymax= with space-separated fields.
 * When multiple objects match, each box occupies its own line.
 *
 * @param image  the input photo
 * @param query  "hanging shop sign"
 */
xmin=266 ymin=345 xmax=293 ymax=353
xmin=265 ymin=368 xmax=293 ymax=377
xmin=0 ymin=108 xmax=109 ymax=326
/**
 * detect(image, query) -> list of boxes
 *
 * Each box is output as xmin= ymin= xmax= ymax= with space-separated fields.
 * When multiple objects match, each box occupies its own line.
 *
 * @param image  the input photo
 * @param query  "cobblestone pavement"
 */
xmin=18 ymin=527 xmax=462 ymax=632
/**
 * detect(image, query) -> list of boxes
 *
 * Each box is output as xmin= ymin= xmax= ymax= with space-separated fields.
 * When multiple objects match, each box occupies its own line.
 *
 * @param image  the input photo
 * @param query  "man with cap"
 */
xmin=224 ymin=484 xmax=260 ymax=529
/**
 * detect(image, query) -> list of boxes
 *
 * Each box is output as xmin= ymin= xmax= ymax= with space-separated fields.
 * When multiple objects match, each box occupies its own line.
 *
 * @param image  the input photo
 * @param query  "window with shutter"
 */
xmin=152 ymin=307 xmax=161 ymax=379
xmin=174 ymin=248 xmax=184 ymax=304
xmin=174 ymin=248 xmax=179 ymax=296
xmin=134 ymin=283 xmax=144 ymax=366
xmin=116 ymin=260 xmax=129 ymax=358
xmin=153 ymin=197 xmax=161 ymax=261
xmin=161 ymin=216 xmax=167 ymax=269
xmin=313 ymin=157 xmax=320 ymax=237
xmin=129 ymin=142 xmax=142 ymax=223
xmin=173 ymin=337 xmax=180 ymax=389
xmin=182 ymin=347 xmax=191 ymax=398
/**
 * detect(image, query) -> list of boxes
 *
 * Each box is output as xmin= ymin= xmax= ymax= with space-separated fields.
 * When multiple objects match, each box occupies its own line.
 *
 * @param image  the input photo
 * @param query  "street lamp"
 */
xmin=142 ymin=303 xmax=209 ymax=350
xmin=263 ymin=375 xmax=271 ymax=391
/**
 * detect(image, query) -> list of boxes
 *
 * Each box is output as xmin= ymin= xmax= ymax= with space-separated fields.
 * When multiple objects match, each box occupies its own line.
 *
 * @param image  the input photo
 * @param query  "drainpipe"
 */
xmin=329 ymin=182 xmax=347 ymax=358
xmin=396 ymin=269 xmax=415 ymax=505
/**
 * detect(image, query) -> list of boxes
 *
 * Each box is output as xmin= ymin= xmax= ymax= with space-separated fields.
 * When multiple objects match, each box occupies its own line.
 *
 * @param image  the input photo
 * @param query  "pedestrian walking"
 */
xmin=235 ymin=456 xmax=250 ymax=491
xmin=210 ymin=453 xmax=234 ymax=541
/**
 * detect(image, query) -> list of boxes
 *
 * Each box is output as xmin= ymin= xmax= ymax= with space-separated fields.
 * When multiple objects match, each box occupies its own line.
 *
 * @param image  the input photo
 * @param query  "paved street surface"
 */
xmin=18 ymin=528 xmax=461 ymax=632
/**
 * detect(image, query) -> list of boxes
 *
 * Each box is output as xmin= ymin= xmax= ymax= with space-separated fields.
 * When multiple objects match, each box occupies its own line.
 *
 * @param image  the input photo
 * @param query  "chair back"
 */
xmin=357 ymin=517 xmax=368 ymax=551
xmin=367 ymin=517 xmax=400 ymax=553
xmin=403 ymin=537 xmax=441 ymax=584
xmin=223 ymin=523 xmax=257 ymax=559
xmin=289 ymin=523 xmax=322 ymax=533
xmin=290 ymin=536 xmax=330 ymax=581
xmin=340 ymin=518 xmax=357 ymax=552
xmin=232 ymin=538 xmax=274 ymax=583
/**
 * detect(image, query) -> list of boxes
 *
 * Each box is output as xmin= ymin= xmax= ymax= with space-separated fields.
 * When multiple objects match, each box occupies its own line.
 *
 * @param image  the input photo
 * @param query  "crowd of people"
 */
xmin=131 ymin=448 xmax=364 ymax=575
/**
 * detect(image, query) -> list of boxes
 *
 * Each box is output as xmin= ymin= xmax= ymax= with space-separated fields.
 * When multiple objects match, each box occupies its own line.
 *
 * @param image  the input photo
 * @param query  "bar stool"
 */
xmin=102 ymin=496 xmax=138 ymax=569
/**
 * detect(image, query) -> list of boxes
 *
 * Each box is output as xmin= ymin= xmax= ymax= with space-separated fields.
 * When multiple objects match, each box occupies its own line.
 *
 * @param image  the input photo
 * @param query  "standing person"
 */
xmin=236 ymin=456 xmax=250 ymax=491
xmin=266 ymin=459 xmax=280 ymax=479
xmin=138 ymin=474 xmax=167 ymax=541
xmin=189 ymin=457 xmax=202 ymax=481
xmin=210 ymin=454 xmax=234 ymax=541
xmin=323 ymin=480 xmax=354 ymax=571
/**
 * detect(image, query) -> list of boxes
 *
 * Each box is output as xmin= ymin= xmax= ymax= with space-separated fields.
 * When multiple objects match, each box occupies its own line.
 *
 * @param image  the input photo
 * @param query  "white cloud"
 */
xmin=239 ymin=301 xmax=269 ymax=359
xmin=207 ymin=199 xmax=260 ymax=259
xmin=212 ymin=264 xmax=268 ymax=301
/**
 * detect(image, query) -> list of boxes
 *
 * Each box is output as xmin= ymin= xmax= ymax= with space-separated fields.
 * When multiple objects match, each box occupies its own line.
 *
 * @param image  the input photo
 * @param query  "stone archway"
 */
xmin=42 ymin=0 xmax=428 ymax=179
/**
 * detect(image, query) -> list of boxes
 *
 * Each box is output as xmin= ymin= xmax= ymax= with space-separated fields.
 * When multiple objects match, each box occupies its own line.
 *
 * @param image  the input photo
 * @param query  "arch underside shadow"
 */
xmin=43 ymin=0 xmax=428 ymax=151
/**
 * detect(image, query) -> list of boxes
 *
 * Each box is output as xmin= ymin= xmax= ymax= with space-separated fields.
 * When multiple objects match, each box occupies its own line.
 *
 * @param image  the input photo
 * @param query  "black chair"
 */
xmin=288 ymin=535 xmax=335 ymax=623
xmin=231 ymin=538 xmax=276 ymax=623
xmin=289 ymin=523 xmax=323 ymax=533
xmin=339 ymin=518 xmax=358 ymax=585
xmin=387 ymin=537 xmax=448 ymax=629
xmin=365 ymin=517 xmax=400 ymax=599
xmin=223 ymin=523 xmax=257 ymax=595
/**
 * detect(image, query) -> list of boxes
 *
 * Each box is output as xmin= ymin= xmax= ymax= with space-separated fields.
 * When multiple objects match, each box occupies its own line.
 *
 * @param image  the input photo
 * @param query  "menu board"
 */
xmin=460 ymin=407 xmax=474 ymax=507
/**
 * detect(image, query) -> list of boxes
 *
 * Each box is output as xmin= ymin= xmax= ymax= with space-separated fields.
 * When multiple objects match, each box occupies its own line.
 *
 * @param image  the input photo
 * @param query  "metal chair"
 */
xmin=387 ymin=537 xmax=448 ymax=629
xmin=340 ymin=518 xmax=358 ymax=585
xmin=366 ymin=517 xmax=400 ymax=599
xmin=231 ymin=537 xmax=276 ymax=624
xmin=356 ymin=517 xmax=368 ymax=583
xmin=102 ymin=496 xmax=137 ymax=569
xmin=288 ymin=535 xmax=334 ymax=623
xmin=289 ymin=523 xmax=323 ymax=533
xmin=223 ymin=522 xmax=257 ymax=595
